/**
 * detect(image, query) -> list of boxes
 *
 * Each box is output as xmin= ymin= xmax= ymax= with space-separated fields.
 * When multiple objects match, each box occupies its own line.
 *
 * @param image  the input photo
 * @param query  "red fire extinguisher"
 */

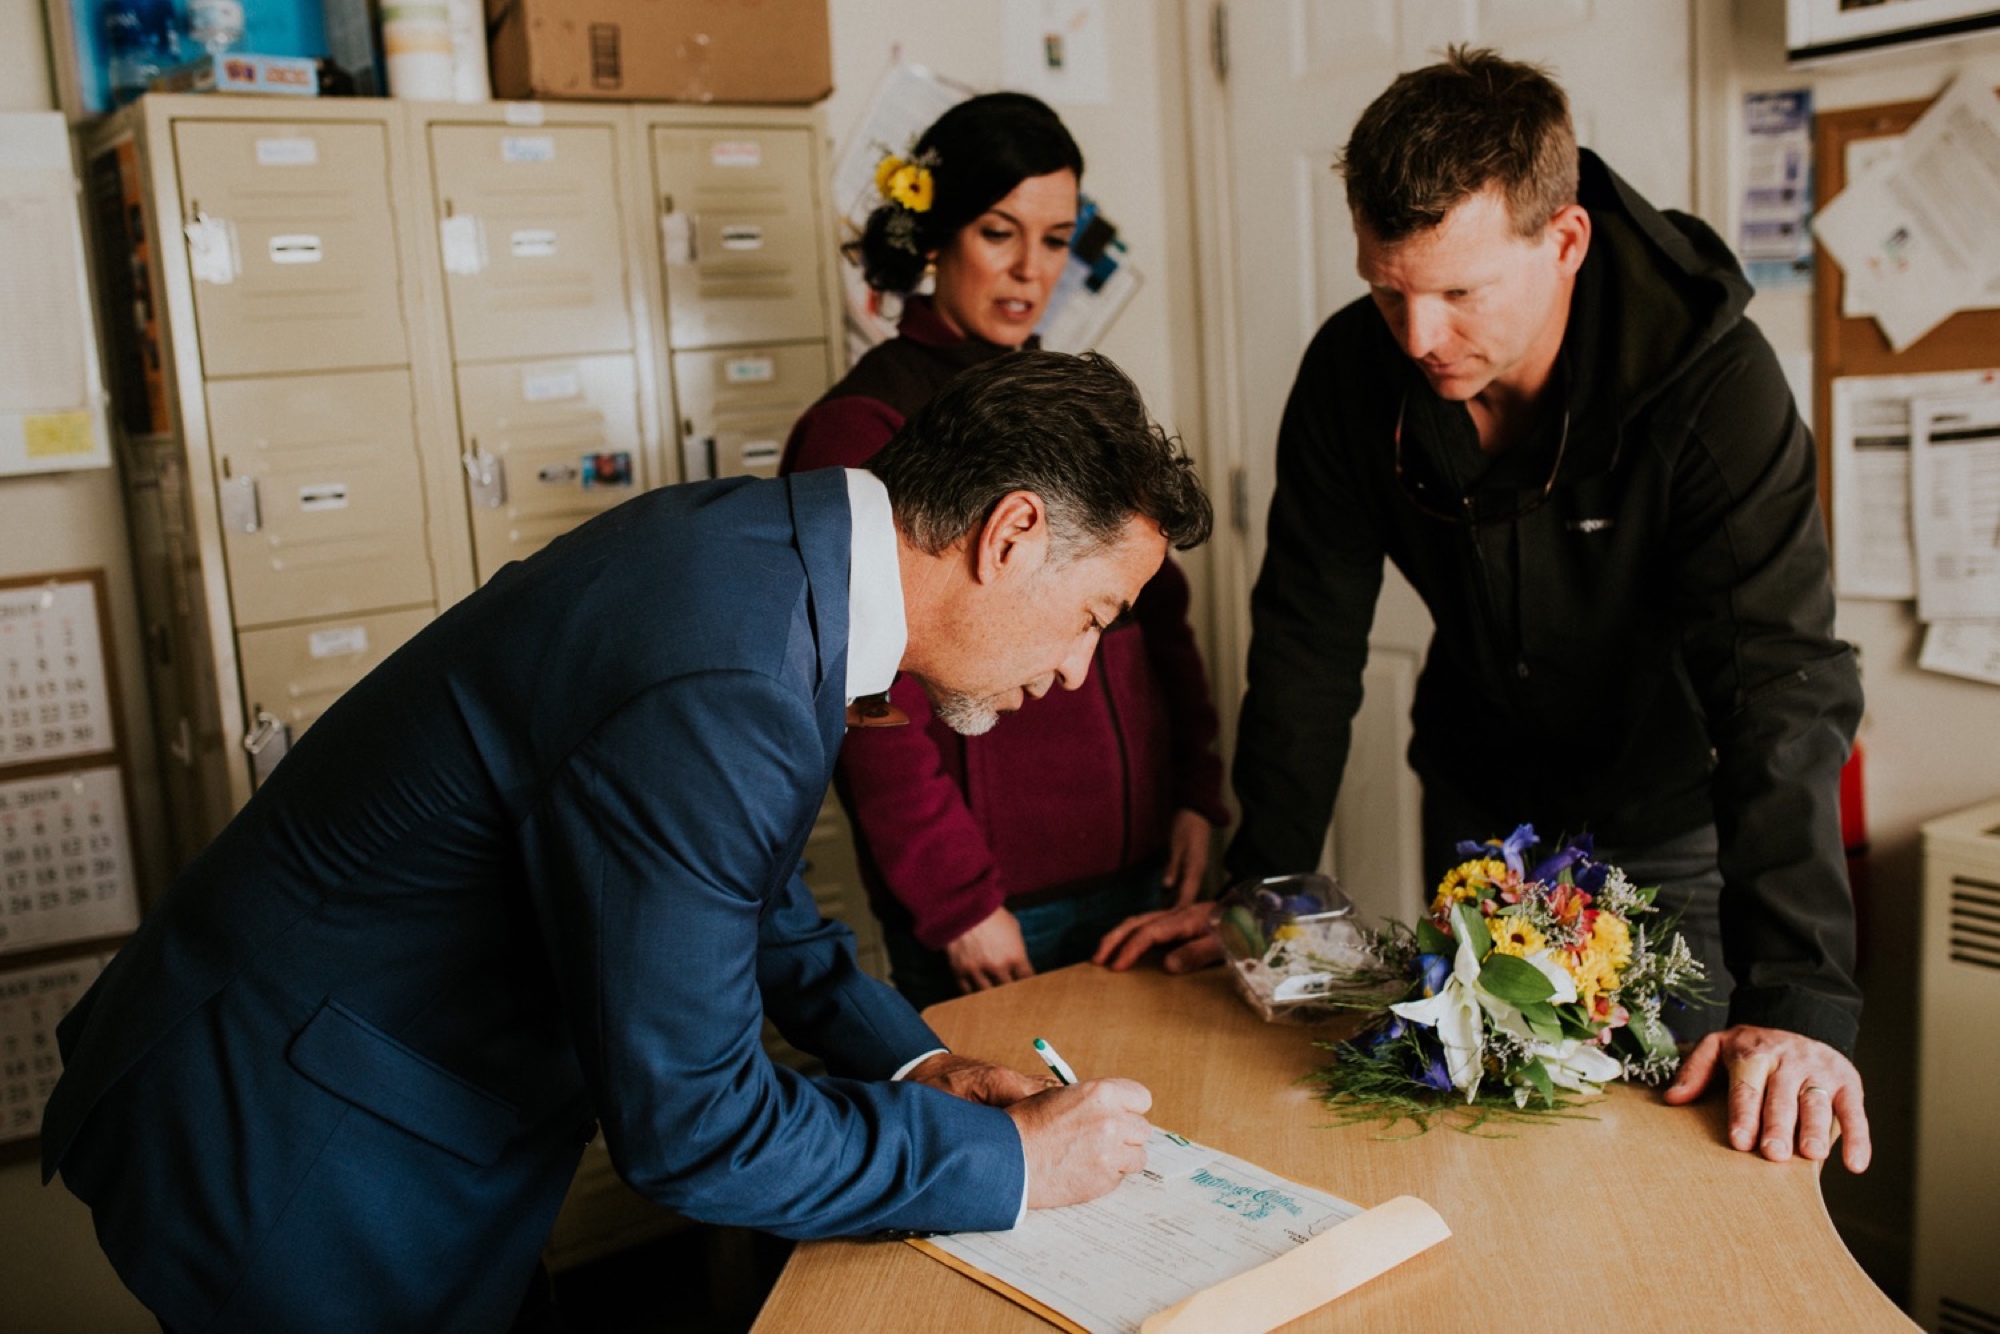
xmin=1839 ymin=740 xmax=1870 ymax=972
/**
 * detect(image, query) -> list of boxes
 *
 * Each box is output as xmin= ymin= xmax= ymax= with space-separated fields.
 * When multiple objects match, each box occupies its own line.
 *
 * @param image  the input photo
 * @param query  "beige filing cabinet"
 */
xmin=644 ymin=111 xmax=844 ymax=481
xmin=81 ymin=97 xmax=470 ymax=865
xmin=1913 ymin=800 xmax=2000 ymax=1333
xmin=408 ymin=104 xmax=664 ymax=582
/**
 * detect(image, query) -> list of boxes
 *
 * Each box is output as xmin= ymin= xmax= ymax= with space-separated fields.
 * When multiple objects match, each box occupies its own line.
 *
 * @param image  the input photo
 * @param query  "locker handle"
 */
xmin=242 ymin=709 xmax=293 ymax=787
xmin=662 ymin=210 xmax=698 ymax=265
xmin=220 ymin=475 xmax=261 ymax=534
xmin=463 ymin=446 xmax=507 ymax=509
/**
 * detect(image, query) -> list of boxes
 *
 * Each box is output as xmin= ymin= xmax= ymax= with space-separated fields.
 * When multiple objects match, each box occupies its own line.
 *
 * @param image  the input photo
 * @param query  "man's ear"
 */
xmin=1548 ymin=202 xmax=1591 ymax=278
xmin=972 ymin=491 xmax=1050 ymax=586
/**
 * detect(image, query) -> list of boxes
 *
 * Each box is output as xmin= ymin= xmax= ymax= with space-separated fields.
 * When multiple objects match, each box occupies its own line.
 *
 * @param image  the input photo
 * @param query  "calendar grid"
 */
xmin=0 ymin=570 xmax=141 ymax=1153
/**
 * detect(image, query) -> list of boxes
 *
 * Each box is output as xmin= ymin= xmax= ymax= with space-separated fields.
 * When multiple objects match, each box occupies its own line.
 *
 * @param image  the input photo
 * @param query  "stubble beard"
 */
xmin=926 ymin=687 xmax=1001 ymax=737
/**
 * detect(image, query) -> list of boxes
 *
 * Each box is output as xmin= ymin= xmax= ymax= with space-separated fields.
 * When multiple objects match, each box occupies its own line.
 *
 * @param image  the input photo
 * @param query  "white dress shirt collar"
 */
xmin=843 ymin=469 xmax=906 ymax=703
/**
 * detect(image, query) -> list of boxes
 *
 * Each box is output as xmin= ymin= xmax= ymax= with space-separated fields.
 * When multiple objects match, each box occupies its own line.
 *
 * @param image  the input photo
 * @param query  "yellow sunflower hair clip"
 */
xmin=874 ymin=151 xmax=937 ymax=214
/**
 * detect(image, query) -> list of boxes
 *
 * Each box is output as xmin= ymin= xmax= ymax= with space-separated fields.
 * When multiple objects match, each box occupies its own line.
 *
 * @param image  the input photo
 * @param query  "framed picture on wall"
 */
xmin=1788 ymin=0 xmax=2000 ymax=64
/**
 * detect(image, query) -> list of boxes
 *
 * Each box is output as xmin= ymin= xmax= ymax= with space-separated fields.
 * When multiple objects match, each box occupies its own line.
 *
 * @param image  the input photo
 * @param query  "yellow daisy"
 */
xmin=886 ymin=164 xmax=934 ymax=213
xmin=1487 ymin=914 xmax=1545 ymax=958
xmin=1430 ymin=858 xmax=1509 ymax=917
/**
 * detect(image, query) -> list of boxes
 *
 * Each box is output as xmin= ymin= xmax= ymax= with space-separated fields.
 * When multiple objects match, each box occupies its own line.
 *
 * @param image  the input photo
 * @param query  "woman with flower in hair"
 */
xmin=781 ymin=91 xmax=1228 ymax=1010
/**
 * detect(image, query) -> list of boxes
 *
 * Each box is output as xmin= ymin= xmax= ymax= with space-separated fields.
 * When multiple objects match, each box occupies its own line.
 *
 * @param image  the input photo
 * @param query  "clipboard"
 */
xmin=907 ymin=1131 xmax=1450 ymax=1334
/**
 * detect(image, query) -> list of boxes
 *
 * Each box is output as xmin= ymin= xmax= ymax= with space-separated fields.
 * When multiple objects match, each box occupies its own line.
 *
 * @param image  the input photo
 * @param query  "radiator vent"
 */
xmin=1951 ymin=877 xmax=2000 ymax=972
xmin=1940 ymin=1294 xmax=2000 ymax=1333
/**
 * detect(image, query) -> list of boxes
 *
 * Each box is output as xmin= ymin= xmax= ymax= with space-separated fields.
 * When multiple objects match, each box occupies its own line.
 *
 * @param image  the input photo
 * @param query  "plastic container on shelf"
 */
xmin=1211 ymin=873 xmax=1392 ymax=1025
xmin=184 ymin=0 xmax=245 ymax=56
xmin=104 ymin=0 xmax=185 ymax=105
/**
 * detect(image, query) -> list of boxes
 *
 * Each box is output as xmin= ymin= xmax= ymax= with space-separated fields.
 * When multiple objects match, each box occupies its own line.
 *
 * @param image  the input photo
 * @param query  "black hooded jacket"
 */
xmin=1229 ymin=151 xmax=1863 ymax=1052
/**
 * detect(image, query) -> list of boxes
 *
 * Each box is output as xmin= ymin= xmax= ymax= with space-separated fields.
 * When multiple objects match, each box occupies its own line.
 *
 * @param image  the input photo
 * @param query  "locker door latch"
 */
xmin=242 ymin=708 xmax=292 ymax=787
xmin=463 ymin=446 xmax=507 ymax=508
xmin=220 ymin=475 xmax=261 ymax=533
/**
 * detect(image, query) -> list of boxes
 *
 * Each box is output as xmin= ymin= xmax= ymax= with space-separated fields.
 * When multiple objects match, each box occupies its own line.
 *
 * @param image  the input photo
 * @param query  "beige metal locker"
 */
xmin=171 ymin=119 xmax=409 ymax=377
xmin=427 ymin=122 xmax=636 ymax=363
xmin=235 ymin=607 xmax=431 ymax=782
xmin=1913 ymin=800 xmax=2000 ymax=1333
xmin=455 ymin=356 xmax=644 ymax=581
xmin=83 ymin=96 xmax=465 ymax=857
xmin=651 ymin=125 xmax=830 ymax=350
xmin=205 ymin=370 xmax=435 ymax=627
xmin=671 ymin=343 xmax=829 ymax=480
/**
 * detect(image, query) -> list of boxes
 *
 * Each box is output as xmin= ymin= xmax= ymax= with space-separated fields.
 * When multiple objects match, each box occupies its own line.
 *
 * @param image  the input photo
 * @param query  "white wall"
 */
xmin=1697 ymin=0 xmax=2000 ymax=1298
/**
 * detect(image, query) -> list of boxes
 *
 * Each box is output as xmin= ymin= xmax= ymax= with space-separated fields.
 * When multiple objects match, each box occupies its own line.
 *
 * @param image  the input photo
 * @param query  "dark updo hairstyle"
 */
xmin=850 ymin=91 xmax=1084 ymax=294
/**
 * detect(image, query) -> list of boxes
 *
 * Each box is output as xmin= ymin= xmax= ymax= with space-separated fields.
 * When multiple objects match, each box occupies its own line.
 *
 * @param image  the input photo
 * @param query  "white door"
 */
xmin=1198 ymin=0 xmax=1692 ymax=923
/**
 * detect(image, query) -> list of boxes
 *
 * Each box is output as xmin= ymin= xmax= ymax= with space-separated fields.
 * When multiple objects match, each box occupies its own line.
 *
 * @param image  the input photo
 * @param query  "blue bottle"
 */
xmin=103 ymin=0 xmax=185 ymax=105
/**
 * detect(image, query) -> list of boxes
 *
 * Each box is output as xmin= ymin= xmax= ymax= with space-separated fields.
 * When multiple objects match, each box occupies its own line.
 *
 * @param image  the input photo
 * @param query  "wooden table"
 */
xmin=753 ymin=964 xmax=1911 ymax=1333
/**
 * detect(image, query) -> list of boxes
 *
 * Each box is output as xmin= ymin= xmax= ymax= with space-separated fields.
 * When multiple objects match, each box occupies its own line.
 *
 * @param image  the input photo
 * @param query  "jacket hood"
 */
xmin=1571 ymin=149 xmax=1753 ymax=433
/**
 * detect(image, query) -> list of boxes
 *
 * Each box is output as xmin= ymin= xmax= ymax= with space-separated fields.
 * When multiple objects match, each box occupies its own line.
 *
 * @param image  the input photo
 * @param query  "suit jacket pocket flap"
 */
xmin=288 ymin=1001 xmax=519 ymax=1166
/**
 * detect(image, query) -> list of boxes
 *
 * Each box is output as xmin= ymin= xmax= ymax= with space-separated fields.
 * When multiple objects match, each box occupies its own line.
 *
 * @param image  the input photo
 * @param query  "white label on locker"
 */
xmin=298 ymin=482 xmax=349 ymax=511
xmin=255 ymin=136 xmax=319 ymax=167
xmin=440 ymin=215 xmax=486 ymax=275
xmin=308 ymin=625 xmax=370 ymax=658
xmin=185 ymin=216 xmax=240 ymax=285
xmin=537 ymin=462 xmax=580 ymax=485
xmin=503 ymin=101 xmax=545 ymax=126
xmin=719 ymin=224 xmax=764 ymax=251
xmin=502 ymin=135 xmax=556 ymax=164
xmin=724 ymin=356 xmax=775 ymax=384
xmin=710 ymin=140 xmax=762 ymax=168
xmin=521 ymin=370 xmax=581 ymax=402
xmin=267 ymin=234 xmax=323 ymax=264
xmin=510 ymin=229 xmax=558 ymax=258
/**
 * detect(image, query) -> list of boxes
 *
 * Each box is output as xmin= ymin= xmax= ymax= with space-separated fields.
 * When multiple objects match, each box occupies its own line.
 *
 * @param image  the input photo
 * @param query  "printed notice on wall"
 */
xmin=0 ymin=767 xmax=139 ymax=956
xmin=0 ymin=114 xmax=111 ymax=476
xmin=0 ymin=954 xmax=105 ymax=1143
xmin=0 ymin=578 xmax=116 ymax=768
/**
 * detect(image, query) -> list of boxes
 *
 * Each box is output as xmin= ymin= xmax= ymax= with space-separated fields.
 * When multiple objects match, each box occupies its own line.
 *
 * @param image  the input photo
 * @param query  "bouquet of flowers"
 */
xmin=1290 ymin=826 xmax=1708 ymax=1131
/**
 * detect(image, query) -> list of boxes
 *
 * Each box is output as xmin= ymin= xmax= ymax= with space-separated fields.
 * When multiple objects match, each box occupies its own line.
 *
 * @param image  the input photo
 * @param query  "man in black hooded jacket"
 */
xmin=1100 ymin=46 xmax=1869 ymax=1173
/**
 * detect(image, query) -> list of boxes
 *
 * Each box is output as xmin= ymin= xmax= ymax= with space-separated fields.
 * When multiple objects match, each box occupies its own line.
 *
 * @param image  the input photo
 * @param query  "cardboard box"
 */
xmin=486 ymin=0 xmax=831 ymax=104
xmin=151 ymin=53 xmax=324 ymax=97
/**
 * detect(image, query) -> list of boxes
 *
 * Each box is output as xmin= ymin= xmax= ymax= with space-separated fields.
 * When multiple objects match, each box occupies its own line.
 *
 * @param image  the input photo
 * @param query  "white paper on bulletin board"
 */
xmin=0 ymin=576 xmax=117 ymax=768
xmin=0 ymin=113 xmax=111 ymax=476
xmin=1003 ymin=0 xmax=1111 ymax=105
xmin=0 ymin=766 xmax=140 ymax=956
xmin=0 ymin=953 xmax=107 ymax=1144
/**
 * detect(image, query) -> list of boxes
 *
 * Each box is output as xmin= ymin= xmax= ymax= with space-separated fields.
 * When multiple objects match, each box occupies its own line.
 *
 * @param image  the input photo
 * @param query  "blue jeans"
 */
xmin=883 ymin=862 xmax=1168 ymax=1012
xmin=1422 ymin=795 xmax=1733 ymax=1044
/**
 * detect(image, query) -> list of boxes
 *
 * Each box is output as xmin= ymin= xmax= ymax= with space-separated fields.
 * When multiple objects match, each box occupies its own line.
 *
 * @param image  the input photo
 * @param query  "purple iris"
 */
xmin=1418 ymin=952 xmax=1451 ymax=997
xmin=1412 ymin=1033 xmax=1453 ymax=1091
xmin=1362 ymin=1014 xmax=1408 ymax=1052
xmin=1456 ymin=823 xmax=1539 ymax=876
xmin=1530 ymin=833 xmax=1608 ymax=889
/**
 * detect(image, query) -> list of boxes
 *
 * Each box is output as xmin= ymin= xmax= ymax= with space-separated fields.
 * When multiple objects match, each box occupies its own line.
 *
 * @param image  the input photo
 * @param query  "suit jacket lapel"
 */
xmin=785 ymin=469 xmax=852 ymax=758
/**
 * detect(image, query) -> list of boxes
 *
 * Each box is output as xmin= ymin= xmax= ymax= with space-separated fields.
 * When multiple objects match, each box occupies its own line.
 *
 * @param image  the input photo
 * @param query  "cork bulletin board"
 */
xmin=1812 ymin=90 xmax=2000 ymax=527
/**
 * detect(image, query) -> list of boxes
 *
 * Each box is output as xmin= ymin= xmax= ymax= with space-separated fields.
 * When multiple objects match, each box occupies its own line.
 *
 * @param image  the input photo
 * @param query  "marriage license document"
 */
xmin=913 ymin=1129 xmax=1449 ymax=1334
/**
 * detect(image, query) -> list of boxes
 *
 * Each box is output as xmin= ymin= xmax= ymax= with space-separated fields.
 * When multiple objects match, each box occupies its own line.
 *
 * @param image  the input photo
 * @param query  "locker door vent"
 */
xmin=1950 ymin=877 xmax=2000 ymax=972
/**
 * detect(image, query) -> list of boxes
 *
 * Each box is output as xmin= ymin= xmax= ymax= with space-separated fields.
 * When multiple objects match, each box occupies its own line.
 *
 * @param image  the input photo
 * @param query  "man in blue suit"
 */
xmin=43 ymin=350 xmax=1207 ymax=1332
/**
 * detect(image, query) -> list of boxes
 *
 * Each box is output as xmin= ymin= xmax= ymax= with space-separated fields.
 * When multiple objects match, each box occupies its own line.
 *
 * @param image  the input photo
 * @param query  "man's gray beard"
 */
xmin=928 ymin=688 xmax=1000 ymax=737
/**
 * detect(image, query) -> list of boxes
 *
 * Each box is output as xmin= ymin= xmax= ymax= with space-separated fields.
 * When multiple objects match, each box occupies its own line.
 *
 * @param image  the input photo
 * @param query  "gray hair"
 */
xmin=870 ymin=350 xmax=1211 ymax=559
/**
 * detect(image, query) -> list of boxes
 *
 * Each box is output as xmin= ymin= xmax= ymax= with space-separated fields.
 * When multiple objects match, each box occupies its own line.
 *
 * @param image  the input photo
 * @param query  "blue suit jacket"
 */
xmin=41 ymin=470 xmax=1024 ymax=1333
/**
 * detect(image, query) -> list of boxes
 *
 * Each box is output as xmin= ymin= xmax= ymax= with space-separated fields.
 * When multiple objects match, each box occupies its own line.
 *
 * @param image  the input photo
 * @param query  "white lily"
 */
xmin=1389 ymin=929 xmax=1486 ymax=1100
xmin=1476 ymin=947 xmax=1578 ymax=1044
xmin=1542 ymin=1038 xmax=1624 ymax=1092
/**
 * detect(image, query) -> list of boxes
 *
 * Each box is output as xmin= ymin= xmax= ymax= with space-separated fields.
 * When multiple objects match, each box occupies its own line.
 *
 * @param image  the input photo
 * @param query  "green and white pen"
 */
xmin=1032 ymin=1037 xmax=1079 ymax=1086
